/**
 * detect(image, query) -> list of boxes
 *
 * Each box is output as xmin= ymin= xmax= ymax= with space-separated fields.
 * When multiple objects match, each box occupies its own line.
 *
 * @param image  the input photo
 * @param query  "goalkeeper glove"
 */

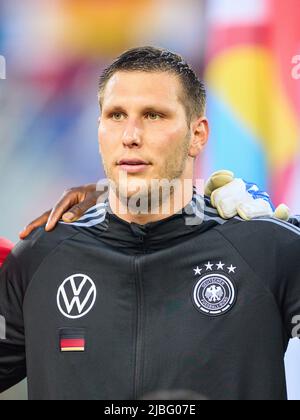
xmin=205 ymin=170 xmax=290 ymax=221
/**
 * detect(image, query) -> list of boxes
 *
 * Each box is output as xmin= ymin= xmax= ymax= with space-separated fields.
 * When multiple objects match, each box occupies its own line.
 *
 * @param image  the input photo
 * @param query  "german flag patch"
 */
xmin=59 ymin=328 xmax=85 ymax=352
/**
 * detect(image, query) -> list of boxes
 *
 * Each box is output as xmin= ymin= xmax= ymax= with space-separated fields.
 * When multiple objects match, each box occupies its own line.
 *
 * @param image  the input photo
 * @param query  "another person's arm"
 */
xmin=20 ymin=182 xmax=108 ymax=239
xmin=19 ymin=172 xmax=298 ymax=239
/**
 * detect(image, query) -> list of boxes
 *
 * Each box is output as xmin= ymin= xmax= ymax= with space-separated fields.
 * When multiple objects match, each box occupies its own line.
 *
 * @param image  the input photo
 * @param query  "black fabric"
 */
xmin=289 ymin=216 xmax=300 ymax=227
xmin=0 ymin=198 xmax=300 ymax=400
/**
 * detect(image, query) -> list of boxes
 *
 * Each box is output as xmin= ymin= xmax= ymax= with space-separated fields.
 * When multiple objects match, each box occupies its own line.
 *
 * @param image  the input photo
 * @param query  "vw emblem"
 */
xmin=57 ymin=274 xmax=97 ymax=319
xmin=193 ymin=274 xmax=236 ymax=317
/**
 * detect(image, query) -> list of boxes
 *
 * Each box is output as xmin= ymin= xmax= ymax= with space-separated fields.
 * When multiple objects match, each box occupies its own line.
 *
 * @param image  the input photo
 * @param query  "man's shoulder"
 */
xmin=11 ymin=224 xmax=80 ymax=270
xmin=215 ymin=216 xmax=300 ymax=250
xmin=8 ymin=201 xmax=109 ymax=271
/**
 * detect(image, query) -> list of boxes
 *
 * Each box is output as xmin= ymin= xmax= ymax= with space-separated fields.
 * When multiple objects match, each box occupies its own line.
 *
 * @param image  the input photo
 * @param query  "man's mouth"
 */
xmin=117 ymin=159 xmax=151 ymax=174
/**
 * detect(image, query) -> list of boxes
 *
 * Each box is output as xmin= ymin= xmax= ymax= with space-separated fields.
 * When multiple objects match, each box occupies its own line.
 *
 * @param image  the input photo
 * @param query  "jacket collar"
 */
xmin=100 ymin=188 xmax=217 ymax=251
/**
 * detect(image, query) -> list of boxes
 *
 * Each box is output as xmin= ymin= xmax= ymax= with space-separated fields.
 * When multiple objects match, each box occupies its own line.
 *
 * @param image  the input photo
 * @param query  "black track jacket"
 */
xmin=0 ymin=191 xmax=300 ymax=400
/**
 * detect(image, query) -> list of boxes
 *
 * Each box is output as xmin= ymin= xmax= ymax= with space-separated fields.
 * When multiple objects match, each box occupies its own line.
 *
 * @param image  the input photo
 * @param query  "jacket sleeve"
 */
xmin=0 ymin=253 xmax=26 ymax=393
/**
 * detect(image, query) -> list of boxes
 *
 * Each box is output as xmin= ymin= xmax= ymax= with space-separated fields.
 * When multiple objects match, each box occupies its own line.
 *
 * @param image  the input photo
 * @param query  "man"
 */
xmin=1 ymin=46 xmax=300 ymax=400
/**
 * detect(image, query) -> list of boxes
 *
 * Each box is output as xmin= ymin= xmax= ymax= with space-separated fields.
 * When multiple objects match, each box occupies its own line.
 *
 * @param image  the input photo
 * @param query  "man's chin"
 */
xmin=112 ymin=176 xmax=147 ymax=195
xmin=118 ymin=187 xmax=149 ymax=202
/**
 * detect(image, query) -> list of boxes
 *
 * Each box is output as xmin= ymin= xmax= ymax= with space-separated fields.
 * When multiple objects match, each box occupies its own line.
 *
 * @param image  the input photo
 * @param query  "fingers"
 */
xmin=274 ymin=204 xmax=290 ymax=221
xmin=62 ymin=200 xmax=95 ymax=223
xmin=46 ymin=183 xmax=110 ymax=229
xmin=210 ymin=179 xmax=247 ymax=213
xmin=209 ymin=179 xmax=274 ymax=220
xmin=205 ymin=170 xmax=234 ymax=197
xmin=19 ymin=183 xmax=109 ymax=240
xmin=19 ymin=211 xmax=51 ymax=240
xmin=62 ymin=190 xmax=108 ymax=223
xmin=215 ymin=197 xmax=239 ymax=220
xmin=45 ymin=193 xmax=80 ymax=231
xmin=237 ymin=198 xmax=273 ymax=221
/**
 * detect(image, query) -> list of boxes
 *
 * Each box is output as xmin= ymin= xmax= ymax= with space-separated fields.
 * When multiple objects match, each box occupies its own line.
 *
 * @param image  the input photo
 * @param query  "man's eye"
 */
xmin=111 ymin=113 xmax=124 ymax=121
xmin=147 ymin=113 xmax=161 ymax=120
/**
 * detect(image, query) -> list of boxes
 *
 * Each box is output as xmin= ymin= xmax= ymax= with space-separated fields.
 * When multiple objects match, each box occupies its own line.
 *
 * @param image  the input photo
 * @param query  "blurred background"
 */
xmin=0 ymin=0 xmax=299 ymax=400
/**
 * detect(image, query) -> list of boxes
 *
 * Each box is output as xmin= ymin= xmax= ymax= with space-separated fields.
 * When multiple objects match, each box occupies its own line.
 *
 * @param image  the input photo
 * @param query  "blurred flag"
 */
xmin=203 ymin=0 xmax=300 ymax=211
xmin=59 ymin=0 xmax=151 ymax=56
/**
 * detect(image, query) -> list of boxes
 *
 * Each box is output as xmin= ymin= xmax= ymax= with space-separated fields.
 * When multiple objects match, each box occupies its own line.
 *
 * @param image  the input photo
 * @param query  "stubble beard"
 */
xmin=101 ymin=132 xmax=191 ymax=214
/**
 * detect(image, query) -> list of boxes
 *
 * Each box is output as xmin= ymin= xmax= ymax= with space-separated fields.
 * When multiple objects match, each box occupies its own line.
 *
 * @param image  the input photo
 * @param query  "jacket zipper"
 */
xmin=133 ymin=248 xmax=145 ymax=399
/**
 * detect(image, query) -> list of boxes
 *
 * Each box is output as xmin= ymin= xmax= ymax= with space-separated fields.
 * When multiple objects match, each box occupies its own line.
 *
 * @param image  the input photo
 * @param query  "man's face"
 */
xmin=98 ymin=70 xmax=194 ymax=202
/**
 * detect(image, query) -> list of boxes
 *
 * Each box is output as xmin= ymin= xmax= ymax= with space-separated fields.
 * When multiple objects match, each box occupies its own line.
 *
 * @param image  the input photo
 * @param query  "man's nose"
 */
xmin=122 ymin=121 xmax=142 ymax=147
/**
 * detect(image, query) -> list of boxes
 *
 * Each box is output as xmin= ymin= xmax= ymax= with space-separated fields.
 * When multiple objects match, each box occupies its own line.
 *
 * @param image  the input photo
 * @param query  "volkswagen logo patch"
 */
xmin=57 ymin=274 xmax=97 ymax=319
xmin=193 ymin=273 xmax=236 ymax=317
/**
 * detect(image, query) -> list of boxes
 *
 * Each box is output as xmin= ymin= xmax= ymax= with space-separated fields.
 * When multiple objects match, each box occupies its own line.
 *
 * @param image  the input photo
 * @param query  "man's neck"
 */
xmin=108 ymin=186 xmax=194 ymax=225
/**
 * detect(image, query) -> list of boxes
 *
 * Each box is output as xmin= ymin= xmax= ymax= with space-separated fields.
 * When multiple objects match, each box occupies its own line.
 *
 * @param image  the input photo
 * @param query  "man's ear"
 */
xmin=189 ymin=117 xmax=209 ymax=158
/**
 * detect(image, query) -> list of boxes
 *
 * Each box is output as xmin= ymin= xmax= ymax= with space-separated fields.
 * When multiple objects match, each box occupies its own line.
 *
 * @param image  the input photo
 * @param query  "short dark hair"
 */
xmin=98 ymin=46 xmax=206 ymax=124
